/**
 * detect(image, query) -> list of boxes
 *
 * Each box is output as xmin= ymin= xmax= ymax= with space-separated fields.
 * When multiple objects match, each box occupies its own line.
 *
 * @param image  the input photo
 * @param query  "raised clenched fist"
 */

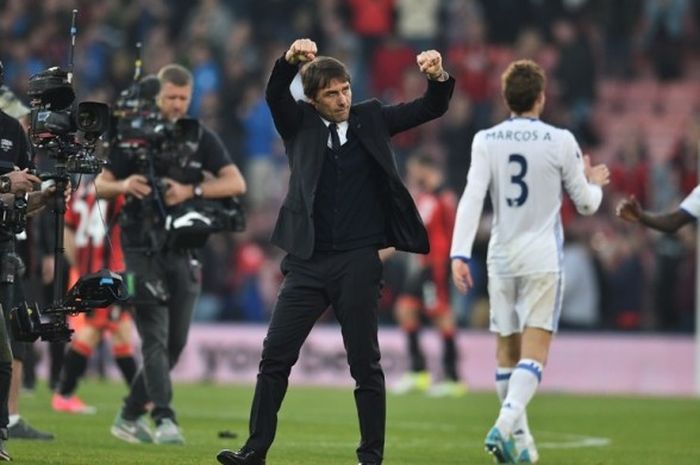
xmin=285 ymin=38 xmax=317 ymax=65
xmin=416 ymin=50 xmax=446 ymax=81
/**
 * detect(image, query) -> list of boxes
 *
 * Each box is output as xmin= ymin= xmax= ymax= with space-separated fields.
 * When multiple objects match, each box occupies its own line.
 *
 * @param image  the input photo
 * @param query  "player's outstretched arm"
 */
xmin=615 ymin=195 xmax=643 ymax=223
xmin=616 ymin=195 xmax=693 ymax=233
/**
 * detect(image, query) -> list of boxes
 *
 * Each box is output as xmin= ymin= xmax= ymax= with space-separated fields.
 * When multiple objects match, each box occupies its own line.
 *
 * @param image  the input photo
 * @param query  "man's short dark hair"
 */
xmin=300 ymin=56 xmax=351 ymax=99
xmin=158 ymin=64 xmax=193 ymax=87
xmin=501 ymin=59 xmax=546 ymax=114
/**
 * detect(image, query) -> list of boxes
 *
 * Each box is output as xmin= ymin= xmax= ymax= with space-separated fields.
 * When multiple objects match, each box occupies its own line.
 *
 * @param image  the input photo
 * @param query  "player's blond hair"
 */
xmin=501 ymin=59 xmax=546 ymax=114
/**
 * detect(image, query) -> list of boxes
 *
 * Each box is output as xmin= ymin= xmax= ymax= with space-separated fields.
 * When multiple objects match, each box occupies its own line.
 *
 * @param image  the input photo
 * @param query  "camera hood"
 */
xmin=28 ymin=67 xmax=75 ymax=110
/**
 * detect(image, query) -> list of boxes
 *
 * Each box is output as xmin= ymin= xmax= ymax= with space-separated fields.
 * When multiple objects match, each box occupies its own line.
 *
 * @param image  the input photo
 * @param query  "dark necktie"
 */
xmin=328 ymin=122 xmax=341 ymax=151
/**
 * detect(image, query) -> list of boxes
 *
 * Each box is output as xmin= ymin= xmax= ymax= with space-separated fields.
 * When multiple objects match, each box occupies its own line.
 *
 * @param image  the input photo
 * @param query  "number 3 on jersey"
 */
xmin=506 ymin=153 xmax=528 ymax=207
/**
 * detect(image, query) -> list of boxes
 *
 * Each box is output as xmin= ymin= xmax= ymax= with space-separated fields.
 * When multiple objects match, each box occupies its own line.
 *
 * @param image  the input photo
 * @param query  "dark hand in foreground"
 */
xmin=616 ymin=196 xmax=642 ymax=223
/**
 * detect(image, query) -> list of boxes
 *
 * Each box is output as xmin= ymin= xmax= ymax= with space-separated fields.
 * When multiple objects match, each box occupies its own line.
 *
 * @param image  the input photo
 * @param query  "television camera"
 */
xmin=111 ymin=74 xmax=200 ymax=174
xmin=111 ymin=64 xmax=245 ymax=252
xmin=8 ymin=10 xmax=127 ymax=343
xmin=27 ymin=66 xmax=110 ymax=175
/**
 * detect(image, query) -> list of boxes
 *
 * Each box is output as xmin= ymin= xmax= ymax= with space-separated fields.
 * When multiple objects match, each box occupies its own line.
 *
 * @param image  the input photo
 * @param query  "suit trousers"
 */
xmin=246 ymin=246 xmax=386 ymax=464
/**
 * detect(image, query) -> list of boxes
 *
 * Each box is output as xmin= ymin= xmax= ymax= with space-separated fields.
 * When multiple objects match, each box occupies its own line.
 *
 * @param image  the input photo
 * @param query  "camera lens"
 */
xmin=78 ymin=108 xmax=97 ymax=130
xmin=76 ymin=101 xmax=109 ymax=136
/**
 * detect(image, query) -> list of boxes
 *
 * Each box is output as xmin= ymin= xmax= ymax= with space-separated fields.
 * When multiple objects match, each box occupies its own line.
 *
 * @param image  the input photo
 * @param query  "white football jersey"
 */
xmin=450 ymin=117 xmax=602 ymax=276
xmin=680 ymin=185 xmax=700 ymax=217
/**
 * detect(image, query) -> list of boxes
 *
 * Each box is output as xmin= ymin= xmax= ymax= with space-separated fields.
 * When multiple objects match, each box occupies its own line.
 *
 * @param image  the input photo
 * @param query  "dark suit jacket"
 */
xmin=266 ymin=57 xmax=455 ymax=259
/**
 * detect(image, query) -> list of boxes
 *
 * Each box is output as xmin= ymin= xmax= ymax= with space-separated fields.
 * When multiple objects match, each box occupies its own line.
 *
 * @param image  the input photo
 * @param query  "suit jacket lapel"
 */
xmin=303 ymin=107 xmax=331 ymax=212
xmin=348 ymin=111 xmax=397 ymax=178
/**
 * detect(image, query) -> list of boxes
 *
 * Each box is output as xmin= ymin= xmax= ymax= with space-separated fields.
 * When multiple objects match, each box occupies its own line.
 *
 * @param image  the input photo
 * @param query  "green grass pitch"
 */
xmin=8 ymin=381 xmax=700 ymax=464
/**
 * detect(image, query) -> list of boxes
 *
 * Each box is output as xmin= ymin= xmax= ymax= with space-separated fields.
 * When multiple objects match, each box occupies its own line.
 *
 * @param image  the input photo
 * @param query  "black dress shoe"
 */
xmin=217 ymin=447 xmax=266 ymax=465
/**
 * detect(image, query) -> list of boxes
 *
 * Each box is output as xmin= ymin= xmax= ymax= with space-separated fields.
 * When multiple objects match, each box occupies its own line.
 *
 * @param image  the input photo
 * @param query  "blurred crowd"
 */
xmin=1 ymin=0 xmax=699 ymax=332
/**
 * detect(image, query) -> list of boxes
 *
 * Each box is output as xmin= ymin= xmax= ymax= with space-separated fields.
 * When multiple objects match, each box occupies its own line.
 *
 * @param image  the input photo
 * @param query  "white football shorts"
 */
xmin=487 ymin=272 xmax=564 ymax=335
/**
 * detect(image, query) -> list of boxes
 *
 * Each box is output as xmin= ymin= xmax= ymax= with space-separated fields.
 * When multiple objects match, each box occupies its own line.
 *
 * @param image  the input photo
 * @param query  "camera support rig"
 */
xmin=10 ymin=128 xmax=129 ymax=342
xmin=10 ymin=131 xmax=128 ymax=343
xmin=8 ymin=10 xmax=127 ymax=343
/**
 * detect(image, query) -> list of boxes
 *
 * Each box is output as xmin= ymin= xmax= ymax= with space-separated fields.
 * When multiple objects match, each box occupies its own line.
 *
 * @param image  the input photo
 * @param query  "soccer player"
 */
xmin=51 ymin=178 xmax=136 ymax=414
xmin=616 ymin=191 xmax=699 ymax=232
xmin=450 ymin=59 xmax=609 ymax=463
xmin=392 ymin=153 xmax=466 ymax=397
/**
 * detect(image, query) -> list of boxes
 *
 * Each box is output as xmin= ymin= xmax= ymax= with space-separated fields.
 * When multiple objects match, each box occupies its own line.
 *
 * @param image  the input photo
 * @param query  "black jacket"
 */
xmin=267 ymin=57 xmax=455 ymax=259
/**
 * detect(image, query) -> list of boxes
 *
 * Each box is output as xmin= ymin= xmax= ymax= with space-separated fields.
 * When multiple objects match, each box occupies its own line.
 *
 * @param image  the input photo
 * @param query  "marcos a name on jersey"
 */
xmin=484 ymin=129 xmax=552 ymax=142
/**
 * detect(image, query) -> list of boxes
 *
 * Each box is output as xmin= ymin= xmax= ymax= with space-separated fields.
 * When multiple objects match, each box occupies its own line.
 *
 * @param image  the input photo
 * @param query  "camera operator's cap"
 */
xmin=0 ymin=85 xmax=30 ymax=119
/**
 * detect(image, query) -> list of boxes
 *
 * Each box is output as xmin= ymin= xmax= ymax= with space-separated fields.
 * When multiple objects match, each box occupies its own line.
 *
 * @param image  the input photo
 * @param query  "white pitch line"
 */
xmin=394 ymin=422 xmax=611 ymax=450
xmin=180 ymin=411 xmax=612 ymax=450
xmin=536 ymin=431 xmax=611 ymax=449
xmin=279 ymin=434 xmax=611 ymax=451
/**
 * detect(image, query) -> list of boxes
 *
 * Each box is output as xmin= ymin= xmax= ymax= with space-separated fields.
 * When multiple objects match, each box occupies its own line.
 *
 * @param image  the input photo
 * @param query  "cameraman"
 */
xmin=96 ymin=63 xmax=246 ymax=445
xmin=0 ymin=79 xmax=60 ymax=459
xmin=0 ymin=85 xmax=60 ymax=457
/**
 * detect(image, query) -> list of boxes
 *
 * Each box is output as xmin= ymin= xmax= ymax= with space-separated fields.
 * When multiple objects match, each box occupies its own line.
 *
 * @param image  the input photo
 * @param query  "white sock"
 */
xmin=495 ymin=359 xmax=542 ymax=437
xmin=513 ymin=411 xmax=532 ymax=440
xmin=495 ymin=367 xmax=532 ymax=441
xmin=495 ymin=367 xmax=512 ymax=403
xmin=8 ymin=415 xmax=20 ymax=427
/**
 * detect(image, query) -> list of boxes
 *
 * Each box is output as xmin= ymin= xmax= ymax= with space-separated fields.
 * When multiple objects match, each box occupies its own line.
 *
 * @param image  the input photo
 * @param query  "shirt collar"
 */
xmin=320 ymin=117 xmax=349 ymax=132
xmin=320 ymin=117 xmax=349 ymax=147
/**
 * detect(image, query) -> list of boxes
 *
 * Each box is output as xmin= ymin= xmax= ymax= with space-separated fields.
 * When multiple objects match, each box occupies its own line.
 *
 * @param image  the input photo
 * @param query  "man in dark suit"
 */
xmin=217 ymin=38 xmax=454 ymax=465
